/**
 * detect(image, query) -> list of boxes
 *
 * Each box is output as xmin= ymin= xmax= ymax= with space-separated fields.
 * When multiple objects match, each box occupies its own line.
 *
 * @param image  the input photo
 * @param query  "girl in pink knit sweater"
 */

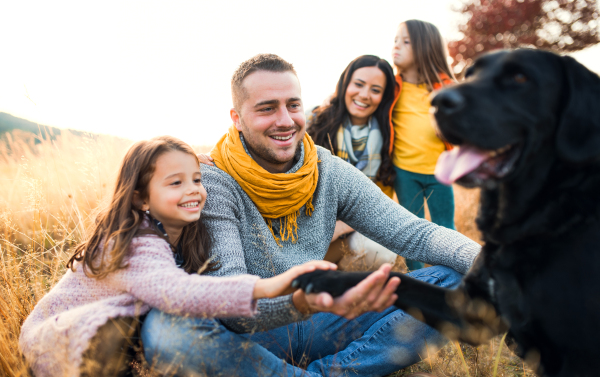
xmin=19 ymin=136 xmax=335 ymax=377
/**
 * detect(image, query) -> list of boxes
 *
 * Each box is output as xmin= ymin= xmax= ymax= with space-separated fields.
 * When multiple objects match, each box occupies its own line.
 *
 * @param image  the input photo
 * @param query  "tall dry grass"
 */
xmin=0 ymin=130 xmax=530 ymax=376
xmin=0 ymin=130 xmax=132 ymax=376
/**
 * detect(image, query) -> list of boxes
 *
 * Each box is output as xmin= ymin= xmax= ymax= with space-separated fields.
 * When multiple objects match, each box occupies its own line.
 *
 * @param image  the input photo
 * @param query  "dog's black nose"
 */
xmin=432 ymin=90 xmax=465 ymax=115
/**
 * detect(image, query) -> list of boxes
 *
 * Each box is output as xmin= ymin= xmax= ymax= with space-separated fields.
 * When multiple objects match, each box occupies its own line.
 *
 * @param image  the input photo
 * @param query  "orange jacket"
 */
xmin=387 ymin=73 xmax=454 ymax=155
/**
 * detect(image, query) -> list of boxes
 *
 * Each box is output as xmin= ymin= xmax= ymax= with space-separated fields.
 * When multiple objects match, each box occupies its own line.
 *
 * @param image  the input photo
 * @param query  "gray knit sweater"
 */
xmin=202 ymin=145 xmax=480 ymax=333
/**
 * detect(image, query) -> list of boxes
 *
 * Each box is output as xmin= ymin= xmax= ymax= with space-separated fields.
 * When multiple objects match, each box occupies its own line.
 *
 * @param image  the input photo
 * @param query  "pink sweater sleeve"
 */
xmin=108 ymin=236 xmax=259 ymax=318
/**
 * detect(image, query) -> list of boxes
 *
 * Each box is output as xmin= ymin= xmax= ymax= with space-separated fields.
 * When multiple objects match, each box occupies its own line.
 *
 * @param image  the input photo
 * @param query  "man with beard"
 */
xmin=141 ymin=54 xmax=480 ymax=377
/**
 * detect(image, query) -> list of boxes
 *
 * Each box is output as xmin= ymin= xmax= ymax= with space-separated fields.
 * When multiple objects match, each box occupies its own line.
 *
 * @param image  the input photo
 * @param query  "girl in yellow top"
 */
xmin=391 ymin=19 xmax=457 ymax=270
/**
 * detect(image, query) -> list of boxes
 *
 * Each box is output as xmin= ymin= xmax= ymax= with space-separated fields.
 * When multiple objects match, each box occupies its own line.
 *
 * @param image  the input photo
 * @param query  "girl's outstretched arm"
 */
xmin=109 ymin=236 xmax=258 ymax=317
xmin=109 ymin=236 xmax=336 ymax=318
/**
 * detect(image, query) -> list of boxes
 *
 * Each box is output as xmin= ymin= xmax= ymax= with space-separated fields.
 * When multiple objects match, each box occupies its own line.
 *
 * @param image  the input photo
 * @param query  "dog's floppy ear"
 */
xmin=556 ymin=55 xmax=600 ymax=163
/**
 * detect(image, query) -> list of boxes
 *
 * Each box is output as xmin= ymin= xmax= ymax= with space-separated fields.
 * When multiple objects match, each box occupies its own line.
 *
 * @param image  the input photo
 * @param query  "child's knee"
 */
xmin=141 ymin=309 xmax=225 ymax=366
xmin=80 ymin=317 xmax=137 ymax=377
xmin=141 ymin=310 xmax=177 ymax=362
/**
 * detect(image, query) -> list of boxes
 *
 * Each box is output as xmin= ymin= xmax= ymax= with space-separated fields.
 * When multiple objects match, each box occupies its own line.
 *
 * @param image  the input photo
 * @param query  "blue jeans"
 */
xmin=393 ymin=166 xmax=456 ymax=271
xmin=141 ymin=266 xmax=462 ymax=377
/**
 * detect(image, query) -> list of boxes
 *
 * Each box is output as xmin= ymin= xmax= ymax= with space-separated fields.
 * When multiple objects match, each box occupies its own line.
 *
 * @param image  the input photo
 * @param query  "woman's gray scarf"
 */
xmin=336 ymin=116 xmax=383 ymax=181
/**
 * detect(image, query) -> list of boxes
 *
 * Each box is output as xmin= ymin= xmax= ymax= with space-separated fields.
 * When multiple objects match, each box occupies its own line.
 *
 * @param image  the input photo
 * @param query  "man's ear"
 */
xmin=132 ymin=190 xmax=149 ymax=212
xmin=556 ymin=55 xmax=600 ymax=163
xmin=230 ymin=108 xmax=243 ymax=132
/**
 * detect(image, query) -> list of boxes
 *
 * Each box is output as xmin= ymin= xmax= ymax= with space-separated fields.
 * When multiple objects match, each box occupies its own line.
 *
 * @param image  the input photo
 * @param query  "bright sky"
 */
xmin=1 ymin=1 xmax=599 ymax=146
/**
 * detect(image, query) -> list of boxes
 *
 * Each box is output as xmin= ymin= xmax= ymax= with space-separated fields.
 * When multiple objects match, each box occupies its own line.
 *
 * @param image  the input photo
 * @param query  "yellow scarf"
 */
xmin=210 ymin=125 xmax=319 ymax=245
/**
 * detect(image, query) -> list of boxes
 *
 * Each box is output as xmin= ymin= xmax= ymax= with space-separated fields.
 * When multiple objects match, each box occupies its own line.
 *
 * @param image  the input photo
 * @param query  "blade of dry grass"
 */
xmin=493 ymin=332 xmax=508 ymax=377
xmin=454 ymin=340 xmax=472 ymax=377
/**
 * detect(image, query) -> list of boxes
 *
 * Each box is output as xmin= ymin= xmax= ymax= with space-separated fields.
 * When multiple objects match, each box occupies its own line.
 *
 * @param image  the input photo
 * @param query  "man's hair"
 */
xmin=231 ymin=53 xmax=296 ymax=111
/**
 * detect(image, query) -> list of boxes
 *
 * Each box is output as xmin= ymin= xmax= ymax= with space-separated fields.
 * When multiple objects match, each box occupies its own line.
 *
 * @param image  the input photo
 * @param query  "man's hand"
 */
xmin=197 ymin=153 xmax=215 ymax=166
xmin=292 ymin=264 xmax=399 ymax=319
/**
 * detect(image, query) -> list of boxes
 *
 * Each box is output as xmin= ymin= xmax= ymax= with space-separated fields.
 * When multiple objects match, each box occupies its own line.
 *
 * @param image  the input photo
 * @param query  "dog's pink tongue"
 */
xmin=435 ymin=145 xmax=490 ymax=185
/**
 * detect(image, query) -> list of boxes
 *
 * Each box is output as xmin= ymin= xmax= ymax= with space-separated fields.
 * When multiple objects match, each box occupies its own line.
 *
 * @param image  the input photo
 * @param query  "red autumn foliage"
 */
xmin=449 ymin=0 xmax=600 ymax=73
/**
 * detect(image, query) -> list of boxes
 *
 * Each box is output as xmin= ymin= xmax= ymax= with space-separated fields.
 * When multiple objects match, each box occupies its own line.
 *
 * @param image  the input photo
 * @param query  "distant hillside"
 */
xmin=0 ymin=112 xmax=86 ymax=140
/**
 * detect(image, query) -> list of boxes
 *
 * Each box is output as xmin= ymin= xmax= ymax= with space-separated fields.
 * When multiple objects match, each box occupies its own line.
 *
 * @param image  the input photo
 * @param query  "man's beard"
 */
xmin=240 ymin=120 xmax=303 ymax=166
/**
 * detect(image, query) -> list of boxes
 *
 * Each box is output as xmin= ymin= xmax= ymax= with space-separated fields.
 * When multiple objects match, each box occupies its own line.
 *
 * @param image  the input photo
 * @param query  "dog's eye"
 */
xmin=513 ymin=73 xmax=527 ymax=84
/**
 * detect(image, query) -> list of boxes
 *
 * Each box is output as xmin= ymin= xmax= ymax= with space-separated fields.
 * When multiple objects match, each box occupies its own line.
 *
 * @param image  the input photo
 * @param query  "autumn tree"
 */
xmin=449 ymin=0 xmax=600 ymax=73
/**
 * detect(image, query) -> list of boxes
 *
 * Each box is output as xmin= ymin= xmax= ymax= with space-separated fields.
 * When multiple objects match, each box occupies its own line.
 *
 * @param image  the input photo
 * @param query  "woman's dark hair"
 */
xmin=67 ymin=136 xmax=217 ymax=278
xmin=307 ymin=55 xmax=397 ymax=186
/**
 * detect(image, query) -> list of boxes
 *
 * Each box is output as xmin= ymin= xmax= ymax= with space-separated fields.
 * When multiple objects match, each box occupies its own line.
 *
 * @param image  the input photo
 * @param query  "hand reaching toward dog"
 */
xmin=253 ymin=260 xmax=337 ymax=299
xmin=292 ymin=264 xmax=400 ymax=320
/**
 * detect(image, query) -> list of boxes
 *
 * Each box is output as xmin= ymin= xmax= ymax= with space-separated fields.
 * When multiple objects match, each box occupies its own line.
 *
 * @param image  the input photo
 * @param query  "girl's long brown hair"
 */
xmin=67 ymin=136 xmax=217 ymax=278
xmin=404 ymin=19 xmax=457 ymax=91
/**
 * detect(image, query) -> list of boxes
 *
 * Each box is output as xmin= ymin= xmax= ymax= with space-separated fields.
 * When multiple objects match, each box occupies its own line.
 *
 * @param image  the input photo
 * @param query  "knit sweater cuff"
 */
xmin=282 ymin=293 xmax=313 ymax=322
xmin=234 ymin=274 xmax=260 ymax=317
xmin=221 ymin=294 xmax=312 ymax=334
xmin=256 ymin=294 xmax=313 ymax=331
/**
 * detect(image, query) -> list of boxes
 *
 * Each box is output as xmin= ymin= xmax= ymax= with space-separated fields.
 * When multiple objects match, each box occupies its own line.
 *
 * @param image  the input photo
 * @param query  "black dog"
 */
xmin=293 ymin=49 xmax=600 ymax=377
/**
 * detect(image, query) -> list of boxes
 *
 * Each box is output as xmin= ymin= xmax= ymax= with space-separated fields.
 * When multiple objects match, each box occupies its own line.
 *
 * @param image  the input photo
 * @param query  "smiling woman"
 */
xmin=344 ymin=66 xmax=387 ymax=126
xmin=307 ymin=55 xmax=400 ymax=271
xmin=308 ymin=55 xmax=397 ymax=191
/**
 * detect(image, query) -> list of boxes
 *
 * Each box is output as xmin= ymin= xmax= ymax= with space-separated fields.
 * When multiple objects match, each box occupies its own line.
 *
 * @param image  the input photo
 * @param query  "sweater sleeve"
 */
xmin=108 ymin=236 xmax=259 ymax=318
xmin=201 ymin=166 xmax=311 ymax=333
xmin=333 ymin=157 xmax=480 ymax=274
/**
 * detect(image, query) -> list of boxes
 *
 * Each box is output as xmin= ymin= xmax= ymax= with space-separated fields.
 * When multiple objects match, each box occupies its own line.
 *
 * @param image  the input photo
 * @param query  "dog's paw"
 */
xmin=292 ymin=270 xmax=339 ymax=295
xmin=292 ymin=270 xmax=370 ymax=297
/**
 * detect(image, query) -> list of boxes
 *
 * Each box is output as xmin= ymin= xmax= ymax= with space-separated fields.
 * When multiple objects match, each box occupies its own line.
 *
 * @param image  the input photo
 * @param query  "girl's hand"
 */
xmin=197 ymin=153 xmax=215 ymax=166
xmin=253 ymin=261 xmax=337 ymax=299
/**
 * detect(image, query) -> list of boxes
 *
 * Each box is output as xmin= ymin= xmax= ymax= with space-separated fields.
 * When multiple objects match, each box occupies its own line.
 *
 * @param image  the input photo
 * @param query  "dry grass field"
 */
xmin=0 ymin=130 xmax=534 ymax=376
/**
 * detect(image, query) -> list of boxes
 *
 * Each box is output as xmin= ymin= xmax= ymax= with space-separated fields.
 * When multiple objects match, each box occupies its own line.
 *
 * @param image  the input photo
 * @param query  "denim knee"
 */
xmin=141 ymin=309 xmax=313 ymax=377
xmin=141 ymin=309 xmax=178 ymax=371
xmin=407 ymin=265 xmax=463 ymax=289
xmin=141 ymin=309 xmax=222 ymax=371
